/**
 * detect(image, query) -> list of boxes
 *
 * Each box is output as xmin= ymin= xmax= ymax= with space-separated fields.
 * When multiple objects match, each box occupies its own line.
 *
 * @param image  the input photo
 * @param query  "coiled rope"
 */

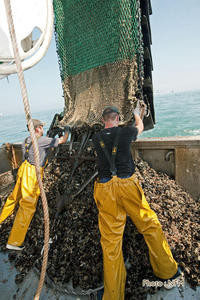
xmin=4 ymin=1 xmax=49 ymax=299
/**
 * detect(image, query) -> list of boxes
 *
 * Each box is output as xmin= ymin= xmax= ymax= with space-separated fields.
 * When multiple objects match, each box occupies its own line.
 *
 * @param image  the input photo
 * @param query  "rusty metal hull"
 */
xmin=1 ymin=136 xmax=200 ymax=200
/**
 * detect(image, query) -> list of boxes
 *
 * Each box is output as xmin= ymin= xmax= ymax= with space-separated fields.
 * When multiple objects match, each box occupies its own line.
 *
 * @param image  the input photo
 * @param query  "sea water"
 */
xmin=141 ymin=89 xmax=200 ymax=138
xmin=0 ymin=90 xmax=200 ymax=146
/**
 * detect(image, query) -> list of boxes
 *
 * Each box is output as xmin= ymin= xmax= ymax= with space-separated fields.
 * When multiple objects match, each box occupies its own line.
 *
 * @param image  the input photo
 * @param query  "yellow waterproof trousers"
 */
xmin=0 ymin=160 xmax=43 ymax=246
xmin=94 ymin=174 xmax=178 ymax=300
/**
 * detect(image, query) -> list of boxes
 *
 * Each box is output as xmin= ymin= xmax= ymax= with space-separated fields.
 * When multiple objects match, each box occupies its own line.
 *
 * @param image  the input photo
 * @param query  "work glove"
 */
xmin=64 ymin=125 xmax=71 ymax=134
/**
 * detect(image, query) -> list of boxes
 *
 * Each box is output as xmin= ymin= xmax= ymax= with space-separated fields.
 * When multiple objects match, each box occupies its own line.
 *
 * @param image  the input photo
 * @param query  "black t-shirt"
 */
xmin=92 ymin=126 xmax=138 ymax=178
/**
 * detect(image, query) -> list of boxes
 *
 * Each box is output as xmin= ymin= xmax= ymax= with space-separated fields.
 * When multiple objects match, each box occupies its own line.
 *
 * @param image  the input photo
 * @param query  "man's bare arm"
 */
xmin=134 ymin=114 xmax=144 ymax=135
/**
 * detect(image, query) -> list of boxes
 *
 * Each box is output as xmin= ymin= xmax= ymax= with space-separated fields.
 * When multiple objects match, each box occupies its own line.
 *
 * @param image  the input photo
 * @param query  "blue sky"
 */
xmin=151 ymin=0 xmax=200 ymax=94
xmin=0 ymin=0 xmax=200 ymax=115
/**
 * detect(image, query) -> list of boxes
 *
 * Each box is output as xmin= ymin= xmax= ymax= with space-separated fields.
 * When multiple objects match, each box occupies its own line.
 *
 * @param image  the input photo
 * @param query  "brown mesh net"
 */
xmin=59 ymin=58 xmax=141 ymax=127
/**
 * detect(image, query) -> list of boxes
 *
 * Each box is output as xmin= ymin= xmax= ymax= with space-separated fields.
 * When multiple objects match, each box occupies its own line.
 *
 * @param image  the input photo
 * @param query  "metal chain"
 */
xmin=4 ymin=1 xmax=50 ymax=299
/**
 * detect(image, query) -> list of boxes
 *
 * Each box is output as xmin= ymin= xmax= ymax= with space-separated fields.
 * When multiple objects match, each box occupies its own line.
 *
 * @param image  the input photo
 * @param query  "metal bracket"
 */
xmin=165 ymin=150 xmax=174 ymax=161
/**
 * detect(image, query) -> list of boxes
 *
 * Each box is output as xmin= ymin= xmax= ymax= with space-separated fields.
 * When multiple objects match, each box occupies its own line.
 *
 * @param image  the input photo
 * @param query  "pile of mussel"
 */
xmin=0 ymin=143 xmax=199 ymax=299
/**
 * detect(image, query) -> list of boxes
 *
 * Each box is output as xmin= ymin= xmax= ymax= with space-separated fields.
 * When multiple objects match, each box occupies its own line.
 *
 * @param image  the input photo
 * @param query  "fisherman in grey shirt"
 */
xmin=0 ymin=119 xmax=70 ymax=250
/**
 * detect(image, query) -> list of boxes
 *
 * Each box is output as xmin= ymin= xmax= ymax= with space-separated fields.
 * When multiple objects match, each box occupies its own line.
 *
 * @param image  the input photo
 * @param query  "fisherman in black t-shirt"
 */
xmin=92 ymin=106 xmax=179 ymax=300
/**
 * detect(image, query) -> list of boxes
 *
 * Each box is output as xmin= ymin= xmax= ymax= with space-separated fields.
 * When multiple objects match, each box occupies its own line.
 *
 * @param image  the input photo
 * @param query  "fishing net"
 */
xmin=53 ymin=0 xmax=146 ymax=127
